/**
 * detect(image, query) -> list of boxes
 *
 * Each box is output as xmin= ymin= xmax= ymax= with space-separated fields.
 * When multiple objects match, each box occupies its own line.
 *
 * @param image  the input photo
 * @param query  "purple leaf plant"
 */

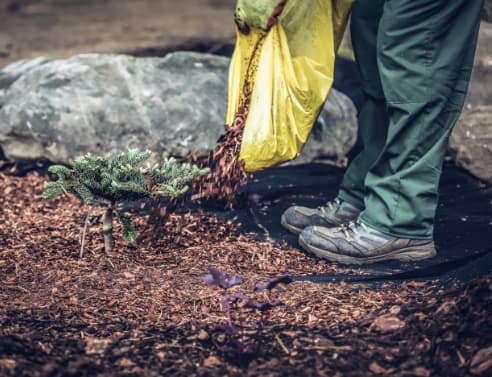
xmin=203 ymin=267 xmax=242 ymax=289
xmin=203 ymin=267 xmax=291 ymax=365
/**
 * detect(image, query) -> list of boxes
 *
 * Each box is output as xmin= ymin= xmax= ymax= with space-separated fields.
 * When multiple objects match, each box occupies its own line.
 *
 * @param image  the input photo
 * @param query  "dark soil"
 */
xmin=1 ymin=165 xmax=491 ymax=376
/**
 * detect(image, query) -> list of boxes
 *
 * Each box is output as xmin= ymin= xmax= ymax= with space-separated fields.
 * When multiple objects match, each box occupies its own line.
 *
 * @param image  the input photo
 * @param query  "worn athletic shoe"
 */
xmin=281 ymin=198 xmax=362 ymax=235
xmin=298 ymin=221 xmax=436 ymax=265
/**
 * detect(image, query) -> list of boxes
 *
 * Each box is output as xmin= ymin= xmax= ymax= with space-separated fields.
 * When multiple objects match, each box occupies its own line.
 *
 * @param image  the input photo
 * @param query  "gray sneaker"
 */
xmin=298 ymin=221 xmax=436 ymax=265
xmin=281 ymin=198 xmax=362 ymax=235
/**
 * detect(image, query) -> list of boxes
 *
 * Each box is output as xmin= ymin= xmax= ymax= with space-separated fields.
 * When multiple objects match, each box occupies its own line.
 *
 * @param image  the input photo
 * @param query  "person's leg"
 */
xmin=359 ymin=0 xmax=484 ymax=239
xmin=337 ymin=0 xmax=389 ymax=210
xmin=298 ymin=0 xmax=483 ymax=264
xmin=280 ymin=0 xmax=385 ymax=235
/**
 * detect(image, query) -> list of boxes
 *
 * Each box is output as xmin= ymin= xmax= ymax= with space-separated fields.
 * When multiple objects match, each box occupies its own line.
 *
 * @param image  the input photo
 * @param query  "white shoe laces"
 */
xmin=340 ymin=221 xmax=367 ymax=241
xmin=319 ymin=198 xmax=341 ymax=214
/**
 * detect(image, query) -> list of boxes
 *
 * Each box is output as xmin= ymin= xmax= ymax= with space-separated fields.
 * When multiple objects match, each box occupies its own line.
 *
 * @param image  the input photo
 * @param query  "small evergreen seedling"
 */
xmin=44 ymin=149 xmax=209 ymax=255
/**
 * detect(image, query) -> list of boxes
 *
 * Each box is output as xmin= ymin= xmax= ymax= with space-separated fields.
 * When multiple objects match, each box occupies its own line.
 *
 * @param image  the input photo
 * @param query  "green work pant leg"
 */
xmin=359 ymin=0 xmax=483 ymax=239
xmin=337 ymin=0 xmax=388 ymax=210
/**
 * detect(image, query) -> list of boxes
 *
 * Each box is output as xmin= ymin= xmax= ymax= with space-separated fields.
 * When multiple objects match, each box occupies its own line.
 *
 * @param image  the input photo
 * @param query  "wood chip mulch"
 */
xmin=0 ymin=169 xmax=491 ymax=376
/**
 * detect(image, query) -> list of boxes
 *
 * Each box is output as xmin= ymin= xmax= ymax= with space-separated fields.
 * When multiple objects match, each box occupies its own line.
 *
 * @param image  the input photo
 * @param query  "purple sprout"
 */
xmin=239 ymin=177 xmax=250 ymax=187
xmin=202 ymin=269 xmax=292 ymax=366
xmin=247 ymin=193 xmax=262 ymax=206
xmin=203 ymin=267 xmax=242 ymax=289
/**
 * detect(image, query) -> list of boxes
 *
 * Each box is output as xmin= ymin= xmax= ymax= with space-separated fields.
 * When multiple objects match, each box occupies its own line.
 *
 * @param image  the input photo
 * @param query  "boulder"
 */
xmin=449 ymin=106 xmax=492 ymax=183
xmin=0 ymin=52 xmax=358 ymax=166
xmin=484 ymin=0 xmax=492 ymax=23
xmin=290 ymin=90 xmax=357 ymax=165
xmin=0 ymin=53 xmax=231 ymax=163
xmin=0 ymin=56 xmax=51 ymax=110
xmin=0 ymin=56 xmax=51 ymax=91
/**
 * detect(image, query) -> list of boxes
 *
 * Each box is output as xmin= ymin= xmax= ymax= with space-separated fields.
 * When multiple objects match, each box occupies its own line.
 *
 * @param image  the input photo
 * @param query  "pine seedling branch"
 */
xmin=44 ymin=149 xmax=209 ymax=254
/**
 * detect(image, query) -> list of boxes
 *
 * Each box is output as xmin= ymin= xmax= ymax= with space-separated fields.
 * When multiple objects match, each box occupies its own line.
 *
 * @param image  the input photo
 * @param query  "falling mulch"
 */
xmin=191 ymin=100 xmax=252 ymax=208
xmin=1 ymin=169 xmax=491 ymax=376
xmin=191 ymin=32 xmax=265 ymax=209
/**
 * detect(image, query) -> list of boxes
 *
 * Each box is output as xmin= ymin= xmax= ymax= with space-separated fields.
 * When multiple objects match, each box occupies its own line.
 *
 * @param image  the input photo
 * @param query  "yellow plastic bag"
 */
xmin=227 ymin=0 xmax=353 ymax=172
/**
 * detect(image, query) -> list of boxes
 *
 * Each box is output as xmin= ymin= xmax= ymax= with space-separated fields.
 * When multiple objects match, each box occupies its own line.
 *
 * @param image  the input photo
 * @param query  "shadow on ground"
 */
xmin=206 ymin=162 xmax=492 ymax=285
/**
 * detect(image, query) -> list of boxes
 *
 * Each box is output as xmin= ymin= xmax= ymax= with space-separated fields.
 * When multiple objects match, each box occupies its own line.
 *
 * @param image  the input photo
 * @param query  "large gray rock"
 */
xmin=290 ymin=89 xmax=357 ymax=165
xmin=484 ymin=0 xmax=492 ymax=23
xmin=455 ymin=22 xmax=492 ymax=183
xmin=0 ymin=53 xmax=230 ymax=163
xmin=0 ymin=52 xmax=358 ymax=166
xmin=449 ymin=106 xmax=492 ymax=183
xmin=0 ymin=56 xmax=51 ymax=91
xmin=0 ymin=56 xmax=51 ymax=110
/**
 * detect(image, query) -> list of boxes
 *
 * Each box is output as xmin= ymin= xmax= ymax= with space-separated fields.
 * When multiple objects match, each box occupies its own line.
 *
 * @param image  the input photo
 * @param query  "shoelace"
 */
xmin=340 ymin=221 xmax=368 ymax=241
xmin=319 ymin=198 xmax=341 ymax=214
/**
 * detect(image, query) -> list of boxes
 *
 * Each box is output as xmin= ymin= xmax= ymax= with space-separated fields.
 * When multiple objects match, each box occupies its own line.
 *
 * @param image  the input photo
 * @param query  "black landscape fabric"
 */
xmin=208 ymin=162 xmax=492 ymax=285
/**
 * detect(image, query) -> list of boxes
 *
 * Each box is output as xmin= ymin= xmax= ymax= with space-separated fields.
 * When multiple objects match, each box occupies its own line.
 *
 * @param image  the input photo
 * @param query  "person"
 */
xmin=281 ymin=0 xmax=484 ymax=264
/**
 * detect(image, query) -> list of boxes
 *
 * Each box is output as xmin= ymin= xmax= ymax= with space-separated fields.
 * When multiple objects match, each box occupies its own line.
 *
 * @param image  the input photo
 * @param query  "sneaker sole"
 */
xmin=280 ymin=215 xmax=303 ymax=235
xmin=298 ymin=236 xmax=437 ymax=265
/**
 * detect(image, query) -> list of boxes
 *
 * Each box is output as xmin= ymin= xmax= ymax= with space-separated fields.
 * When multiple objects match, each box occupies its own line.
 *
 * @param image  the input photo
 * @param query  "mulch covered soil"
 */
xmin=1 ymin=167 xmax=491 ymax=376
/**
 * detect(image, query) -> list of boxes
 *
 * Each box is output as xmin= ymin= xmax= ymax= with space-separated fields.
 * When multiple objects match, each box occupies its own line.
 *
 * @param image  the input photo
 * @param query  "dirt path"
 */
xmin=0 ymin=0 xmax=236 ymax=68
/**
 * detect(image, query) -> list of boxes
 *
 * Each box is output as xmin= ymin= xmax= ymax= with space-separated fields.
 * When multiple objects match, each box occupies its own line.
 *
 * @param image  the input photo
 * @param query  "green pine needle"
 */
xmin=117 ymin=212 xmax=137 ymax=243
xmin=43 ymin=149 xmax=209 ymax=248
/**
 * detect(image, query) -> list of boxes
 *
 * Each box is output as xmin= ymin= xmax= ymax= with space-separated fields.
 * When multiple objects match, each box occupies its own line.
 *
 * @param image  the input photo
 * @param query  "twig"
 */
xmin=105 ymin=257 xmax=115 ymax=269
xmin=80 ymin=206 xmax=93 ymax=258
xmin=3 ymin=285 xmax=29 ymax=293
xmin=275 ymin=334 xmax=290 ymax=355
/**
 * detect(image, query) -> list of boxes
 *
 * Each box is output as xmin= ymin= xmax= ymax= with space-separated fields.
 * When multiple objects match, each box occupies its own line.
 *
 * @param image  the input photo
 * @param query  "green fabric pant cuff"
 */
xmin=337 ymin=189 xmax=365 ymax=211
xmin=358 ymin=215 xmax=434 ymax=241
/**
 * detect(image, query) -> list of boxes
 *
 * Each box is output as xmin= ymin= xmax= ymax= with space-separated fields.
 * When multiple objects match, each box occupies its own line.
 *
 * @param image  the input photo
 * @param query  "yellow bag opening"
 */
xmin=227 ymin=0 xmax=353 ymax=172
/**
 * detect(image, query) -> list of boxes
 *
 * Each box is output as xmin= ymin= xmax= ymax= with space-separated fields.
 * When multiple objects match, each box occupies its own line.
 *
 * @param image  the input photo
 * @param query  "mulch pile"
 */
xmin=1 ymin=168 xmax=491 ymax=376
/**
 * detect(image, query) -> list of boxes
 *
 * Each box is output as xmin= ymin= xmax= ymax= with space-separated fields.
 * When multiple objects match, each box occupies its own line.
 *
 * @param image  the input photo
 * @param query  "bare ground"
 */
xmin=0 ymin=0 xmax=236 ymax=68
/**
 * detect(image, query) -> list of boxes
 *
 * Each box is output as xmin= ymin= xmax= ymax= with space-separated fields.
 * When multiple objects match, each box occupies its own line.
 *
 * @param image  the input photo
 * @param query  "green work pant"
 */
xmin=338 ymin=0 xmax=483 ymax=239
